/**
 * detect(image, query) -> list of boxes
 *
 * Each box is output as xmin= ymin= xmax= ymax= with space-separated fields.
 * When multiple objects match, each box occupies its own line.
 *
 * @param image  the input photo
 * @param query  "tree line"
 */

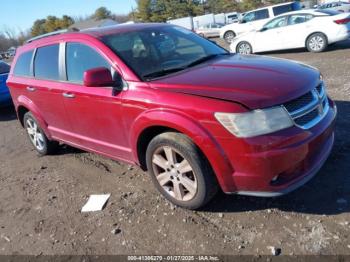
xmin=0 ymin=0 xmax=289 ymax=52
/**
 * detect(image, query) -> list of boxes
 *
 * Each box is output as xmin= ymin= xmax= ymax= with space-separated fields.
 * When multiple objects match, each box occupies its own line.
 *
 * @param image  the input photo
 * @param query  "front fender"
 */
xmin=16 ymin=95 xmax=52 ymax=139
xmin=130 ymin=109 xmax=235 ymax=192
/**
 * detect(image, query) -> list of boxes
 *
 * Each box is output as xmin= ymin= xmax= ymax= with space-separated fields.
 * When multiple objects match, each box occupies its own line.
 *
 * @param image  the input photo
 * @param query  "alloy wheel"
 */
xmin=26 ymin=118 xmax=45 ymax=151
xmin=309 ymin=36 xmax=325 ymax=52
xmin=238 ymin=43 xmax=252 ymax=55
xmin=152 ymin=146 xmax=198 ymax=202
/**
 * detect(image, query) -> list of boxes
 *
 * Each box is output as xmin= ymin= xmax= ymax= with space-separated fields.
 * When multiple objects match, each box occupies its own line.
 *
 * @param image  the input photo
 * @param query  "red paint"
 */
xmin=7 ymin=24 xmax=336 ymax=195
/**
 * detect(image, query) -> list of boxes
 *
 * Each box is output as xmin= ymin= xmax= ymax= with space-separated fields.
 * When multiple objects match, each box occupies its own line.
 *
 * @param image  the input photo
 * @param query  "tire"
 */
xmin=224 ymin=31 xmax=236 ymax=43
xmin=236 ymin=41 xmax=253 ymax=55
xmin=146 ymin=132 xmax=218 ymax=210
xmin=23 ymin=112 xmax=59 ymax=155
xmin=306 ymin=33 xmax=328 ymax=53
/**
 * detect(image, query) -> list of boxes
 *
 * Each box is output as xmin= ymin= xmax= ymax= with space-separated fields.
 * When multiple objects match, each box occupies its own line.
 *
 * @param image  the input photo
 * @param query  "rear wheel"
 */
xmin=236 ymin=41 xmax=253 ymax=55
xmin=24 ymin=112 xmax=58 ymax=155
xmin=306 ymin=33 xmax=327 ymax=53
xmin=146 ymin=132 xmax=218 ymax=209
xmin=224 ymin=31 xmax=236 ymax=43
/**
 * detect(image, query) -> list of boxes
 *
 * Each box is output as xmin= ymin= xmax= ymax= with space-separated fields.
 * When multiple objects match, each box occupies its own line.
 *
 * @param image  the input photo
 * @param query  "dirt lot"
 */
xmin=0 ymin=40 xmax=349 ymax=256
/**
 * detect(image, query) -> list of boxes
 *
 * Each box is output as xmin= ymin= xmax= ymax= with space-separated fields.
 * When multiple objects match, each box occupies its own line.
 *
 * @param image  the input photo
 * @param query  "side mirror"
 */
xmin=84 ymin=67 xmax=114 ymax=87
xmin=260 ymin=27 xmax=268 ymax=32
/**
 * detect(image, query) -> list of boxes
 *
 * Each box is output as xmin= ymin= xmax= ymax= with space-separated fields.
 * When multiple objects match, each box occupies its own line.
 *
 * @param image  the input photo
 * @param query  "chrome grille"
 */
xmin=283 ymin=82 xmax=329 ymax=129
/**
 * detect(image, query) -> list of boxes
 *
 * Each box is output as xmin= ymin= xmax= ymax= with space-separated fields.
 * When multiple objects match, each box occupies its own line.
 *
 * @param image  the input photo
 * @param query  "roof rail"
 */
xmin=26 ymin=28 xmax=79 ymax=43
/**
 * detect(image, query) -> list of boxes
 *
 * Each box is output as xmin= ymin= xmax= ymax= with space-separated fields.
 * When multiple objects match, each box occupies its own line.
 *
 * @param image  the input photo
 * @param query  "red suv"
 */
xmin=7 ymin=24 xmax=336 ymax=209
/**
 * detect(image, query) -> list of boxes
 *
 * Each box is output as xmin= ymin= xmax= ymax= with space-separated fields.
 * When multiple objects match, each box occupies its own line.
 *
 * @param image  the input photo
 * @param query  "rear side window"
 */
xmin=0 ymin=62 xmax=10 ymax=74
xmin=66 ymin=43 xmax=110 ymax=83
xmin=255 ymin=9 xmax=270 ymax=20
xmin=273 ymin=2 xmax=301 ymax=16
xmin=13 ymin=50 xmax=34 ymax=77
xmin=34 ymin=44 xmax=60 ymax=80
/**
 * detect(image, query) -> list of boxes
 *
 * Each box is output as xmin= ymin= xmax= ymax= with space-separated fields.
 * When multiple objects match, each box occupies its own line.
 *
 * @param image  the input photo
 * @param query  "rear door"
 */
xmin=279 ymin=14 xmax=314 ymax=49
xmin=31 ymin=43 xmax=72 ymax=140
xmin=61 ymin=41 xmax=130 ymax=160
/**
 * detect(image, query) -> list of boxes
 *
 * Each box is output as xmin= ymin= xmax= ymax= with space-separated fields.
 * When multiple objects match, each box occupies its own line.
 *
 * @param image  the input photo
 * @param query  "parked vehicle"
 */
xmin=0 ymin=61 xmax=11 ymax=107
xmin=195 ymin=23 xmax=225 ymax=38
xmin=220 ymin=1 xmax=302 ymax=43
xmin=231 ymin=10 xmax=350 ymax=54
xmin=317 ymin=1 xmax=350 ymax=12
xmin=7 ymin=24 xmax=336 ymax=209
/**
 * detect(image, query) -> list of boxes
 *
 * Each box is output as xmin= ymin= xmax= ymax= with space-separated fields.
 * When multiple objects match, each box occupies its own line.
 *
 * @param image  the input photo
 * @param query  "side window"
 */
xmin=255 ymin=9 xmax=269 ymax=20
xmin=273 ymin=4 xmax=293 ymax=16
xmin=34 ymin=44 xmax=59 ymax=80
xmin=66 ymin=43 xmax=110 ymax=83
xmin=264 ymin=16 xmax=288 ymax=30
xmin=242 ymin=12 xmax=255 ymax=22
xmin=288 ymin=14 xmax=313 ymax=25
xmin=13 ymin=50 xmax=34 ymax=77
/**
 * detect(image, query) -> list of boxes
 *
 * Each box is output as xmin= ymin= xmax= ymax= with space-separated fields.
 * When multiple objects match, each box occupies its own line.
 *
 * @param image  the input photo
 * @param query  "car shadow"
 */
xmin=260 ymin=39 xmax=350 ymax=55
xmin=202 ymin=100 xmax=350 ymax=215
xmin=0 ymin=105 xmax=17 ymax=121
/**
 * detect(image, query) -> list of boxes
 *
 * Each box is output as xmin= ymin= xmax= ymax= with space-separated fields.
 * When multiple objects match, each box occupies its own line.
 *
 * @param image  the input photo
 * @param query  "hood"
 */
xmin=150 ymin=54 xmax=320 ymax=109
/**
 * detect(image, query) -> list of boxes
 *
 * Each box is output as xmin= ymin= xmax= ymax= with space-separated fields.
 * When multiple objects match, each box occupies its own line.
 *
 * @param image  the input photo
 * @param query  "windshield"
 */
xmin=102 ymin=25 xmax=228 ymax=80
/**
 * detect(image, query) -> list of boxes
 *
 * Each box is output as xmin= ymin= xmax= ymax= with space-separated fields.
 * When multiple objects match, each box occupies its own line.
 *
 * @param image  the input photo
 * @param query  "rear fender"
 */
xmin=16 ymin=95 xmax=52 ymax=140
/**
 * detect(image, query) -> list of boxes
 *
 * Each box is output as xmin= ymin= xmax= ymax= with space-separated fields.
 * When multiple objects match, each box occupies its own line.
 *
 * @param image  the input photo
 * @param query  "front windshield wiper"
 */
xmin=142 ymin=67 xmax=187 ymax=80
xmin=185 ymin=53 xmax=230 ymax=68
xmin=142 ymin=53 xmax=231 ymax=80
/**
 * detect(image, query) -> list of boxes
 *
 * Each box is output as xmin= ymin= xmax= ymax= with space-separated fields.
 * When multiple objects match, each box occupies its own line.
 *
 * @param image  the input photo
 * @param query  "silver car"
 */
xmin=195 ymin=23 xmax=225 ymax=38
xmin=318 ymin=1 xmax=350 ymax=12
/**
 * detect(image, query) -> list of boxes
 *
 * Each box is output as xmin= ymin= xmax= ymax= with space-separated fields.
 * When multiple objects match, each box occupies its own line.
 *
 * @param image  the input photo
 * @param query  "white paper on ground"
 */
xmin=81 ymin=194 xmax=111 ymax=212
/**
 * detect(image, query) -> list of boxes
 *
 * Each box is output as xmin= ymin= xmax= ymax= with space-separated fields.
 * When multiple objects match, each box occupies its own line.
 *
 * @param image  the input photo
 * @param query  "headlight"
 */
xmin=215 ymin=107 xmax=293 ymax=138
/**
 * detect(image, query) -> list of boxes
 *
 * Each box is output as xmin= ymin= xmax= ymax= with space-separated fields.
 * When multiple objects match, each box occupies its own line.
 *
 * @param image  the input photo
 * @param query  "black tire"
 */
xmin=146 ymin=132 xmax=218 ymax=210
xmin=236 ymin=41 xmax=253 ymax=55
xmin=224 ymin=31 xmax=236 ymax=43
xmin=23 ymin=112 xmax=59 ymax=155
xmin=306 ymin=33 xmax=328 ymax=53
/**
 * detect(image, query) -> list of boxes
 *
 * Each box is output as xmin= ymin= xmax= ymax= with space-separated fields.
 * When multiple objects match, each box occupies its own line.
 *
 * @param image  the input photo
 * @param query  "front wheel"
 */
xmin=224 ymin=31 xmax=236 ymax=43
xmin=146 ymin=132 xmax=218 ymax=209
xmin=306 ymin=33 xmax=327 ymax=53
xmin=24 ymin=112 xmax=59 ymax=155
xmin=236 ymin=41 xmax=253 ymax=55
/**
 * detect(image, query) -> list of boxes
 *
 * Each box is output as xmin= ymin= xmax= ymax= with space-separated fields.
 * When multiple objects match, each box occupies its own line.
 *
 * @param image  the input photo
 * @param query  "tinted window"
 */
xmin=34 ymin=44 xmax=60 ymax=80
xmin=0 ymin=62 xmax=10 ymax=74
xmin=273 ymin=2 xmax=301 ymax=16
xmin=13 ymin=50 xmax=34 ymax=77
xmin=244 ymin=9 xmax=269 ymax=22
xmin=66 ymin=43 xmax=110 ymax=83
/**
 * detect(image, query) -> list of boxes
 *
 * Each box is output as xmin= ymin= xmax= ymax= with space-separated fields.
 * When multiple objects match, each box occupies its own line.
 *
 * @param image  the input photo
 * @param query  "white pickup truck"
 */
xmin=220 ymin=2 xmax=302 ymax=43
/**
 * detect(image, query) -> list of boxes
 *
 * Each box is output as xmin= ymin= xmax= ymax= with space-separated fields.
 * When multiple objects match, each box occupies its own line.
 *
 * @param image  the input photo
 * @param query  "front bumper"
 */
xmin=220 ymin=100 xmax=337 ymax=196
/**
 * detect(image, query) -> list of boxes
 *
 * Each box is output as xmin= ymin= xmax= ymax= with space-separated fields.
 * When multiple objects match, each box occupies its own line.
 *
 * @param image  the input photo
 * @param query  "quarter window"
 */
xmin=34 ymin=44 xmax=60 ymax=80
xmin=13 ymin=50 xmax=34 ymax=77
xmin=66 ymin=43 xmax=110 ymax=83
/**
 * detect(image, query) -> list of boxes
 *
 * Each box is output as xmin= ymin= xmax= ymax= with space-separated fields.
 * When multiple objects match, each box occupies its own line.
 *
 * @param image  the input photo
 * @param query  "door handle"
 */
xmin=26 ymin=86 xmax=36 ymax=92
xmin=62 ymin=92 xmax=75 ymax=98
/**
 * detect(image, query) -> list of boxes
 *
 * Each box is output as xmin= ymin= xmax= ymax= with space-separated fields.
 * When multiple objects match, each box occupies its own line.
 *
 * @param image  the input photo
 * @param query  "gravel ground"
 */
xmin=0 ymin=39 xmax=349 ymax=256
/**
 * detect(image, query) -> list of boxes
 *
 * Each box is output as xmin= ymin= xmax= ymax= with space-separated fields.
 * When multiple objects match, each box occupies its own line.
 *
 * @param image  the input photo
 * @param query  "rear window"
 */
xmin=316 ymin=10 xmax=340 ymax=15
xmin=0 ymin=62 xmax=10 ymax=74
xmin=34 ymin=44 xmax=60 ymax=80
xmin=273 ymin=2 xmax=301 ymax=16
xmin=13 ymin=50 xmax=34 ymax=77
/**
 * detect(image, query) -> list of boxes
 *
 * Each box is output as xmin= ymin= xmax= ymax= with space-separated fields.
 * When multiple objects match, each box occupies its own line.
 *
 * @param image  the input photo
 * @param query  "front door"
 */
xmin=61 ymin=42 xmax=131 ymax=161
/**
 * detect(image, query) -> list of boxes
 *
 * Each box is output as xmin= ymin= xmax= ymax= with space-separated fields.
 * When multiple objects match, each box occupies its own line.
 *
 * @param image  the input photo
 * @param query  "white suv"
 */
xmin=220 ymin=2 xmax=301 ymax=43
